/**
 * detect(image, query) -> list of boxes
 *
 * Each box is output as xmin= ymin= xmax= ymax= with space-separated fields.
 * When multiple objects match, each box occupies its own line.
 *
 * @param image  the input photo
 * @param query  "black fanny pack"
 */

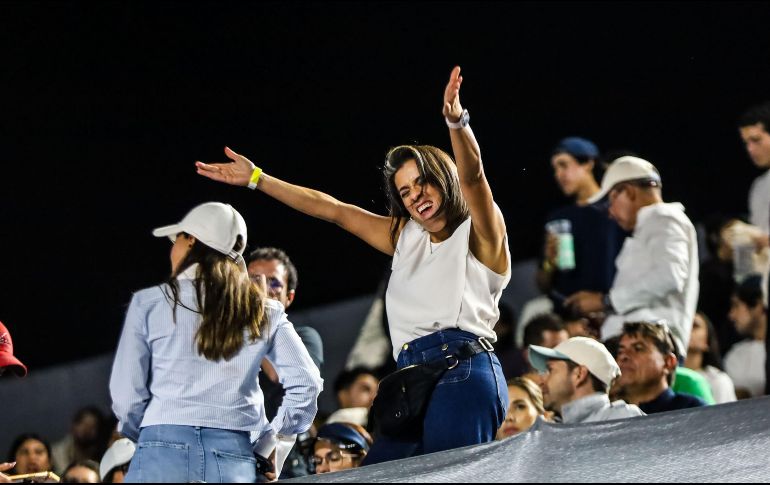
xmin=371 ymin=337 xmax=494 ymax=440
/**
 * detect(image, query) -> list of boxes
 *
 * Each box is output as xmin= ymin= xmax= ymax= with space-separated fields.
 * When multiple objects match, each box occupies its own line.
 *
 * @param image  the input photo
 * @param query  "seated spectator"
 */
xmin=615 ymin=322 xmax=707 ymax=414
xmin=725 ymin=275 xmax=767 ymax=398
xmin=529 ymin=337 xmax=644 ymax=423
xmin=333 ymin=367 xmax=379 ymax=415
xmin=52 ymin=407 xmax=107 ymax=475
xmin=6 ymin=434 xmax=53 ymax=476
xmin=563 ymin=315 xmax=604 ymax=340
xmin=518 ymin=314 xmax=569 ymax=382
xmin=311 ymin=423 xmax=372 ymax=475
xmin=685 ymin=312 xmax=737 ymax=404
xmin=0 ymin=321 xmax=27 ymax=378
xmin=496 ymin=378 xmax=546 ymax=440
xmin=61 ymin=460 xmax=100 ymax=483
xmin=99 ymin=439 xmax=134 ymax=483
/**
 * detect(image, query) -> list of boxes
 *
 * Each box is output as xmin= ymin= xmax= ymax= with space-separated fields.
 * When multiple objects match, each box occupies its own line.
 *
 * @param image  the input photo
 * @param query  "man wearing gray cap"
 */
xmin=530 ymin=337 xmax=644 ymax=423
xmin=565 ymin=156 xmax=699 ymax=357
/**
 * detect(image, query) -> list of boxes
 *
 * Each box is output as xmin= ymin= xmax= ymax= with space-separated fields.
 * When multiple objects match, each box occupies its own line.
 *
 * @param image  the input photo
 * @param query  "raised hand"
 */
xmin=196 ymin=146 xmax=256 ymax=187
xmin=443 ymin=66 xmax=464 ymax=122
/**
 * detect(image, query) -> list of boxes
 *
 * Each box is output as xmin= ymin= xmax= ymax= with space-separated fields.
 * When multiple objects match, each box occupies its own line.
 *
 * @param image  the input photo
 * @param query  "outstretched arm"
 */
xmin=196 ymin=147 xmax=398 ymax=255
xmin=443 ymin=67 xmax=508 ymax=274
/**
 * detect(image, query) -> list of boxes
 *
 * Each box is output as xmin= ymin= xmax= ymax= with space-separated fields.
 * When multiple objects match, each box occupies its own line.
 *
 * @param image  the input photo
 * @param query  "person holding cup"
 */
xmin=536 ymin=138 xmax=627 ymax=317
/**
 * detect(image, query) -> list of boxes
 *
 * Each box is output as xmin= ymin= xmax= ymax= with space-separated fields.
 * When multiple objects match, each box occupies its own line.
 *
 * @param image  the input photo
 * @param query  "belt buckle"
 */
xmin=478 ymin=337 xmax=494 ymax=352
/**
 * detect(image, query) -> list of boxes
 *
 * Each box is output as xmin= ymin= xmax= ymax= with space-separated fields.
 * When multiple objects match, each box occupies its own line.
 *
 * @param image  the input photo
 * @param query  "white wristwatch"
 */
xmin=445 ymin=109 xmax=470 ymax=130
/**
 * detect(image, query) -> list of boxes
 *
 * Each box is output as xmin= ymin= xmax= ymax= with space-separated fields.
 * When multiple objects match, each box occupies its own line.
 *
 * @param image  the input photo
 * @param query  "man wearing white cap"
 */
xmin=529 ymin=337 xmax=644 ymax=423
xmin=565 ymin=157 xmax=699 ymax=356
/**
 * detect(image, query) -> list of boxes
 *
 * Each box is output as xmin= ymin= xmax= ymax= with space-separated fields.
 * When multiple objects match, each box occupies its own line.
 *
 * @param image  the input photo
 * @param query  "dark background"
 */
xmin=1 ymin=1 xmax=769 ymax=371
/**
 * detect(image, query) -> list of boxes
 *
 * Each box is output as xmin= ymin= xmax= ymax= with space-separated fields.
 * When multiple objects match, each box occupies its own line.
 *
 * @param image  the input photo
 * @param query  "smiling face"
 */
xmin=393 ymin=159 xmax=448 ymax=236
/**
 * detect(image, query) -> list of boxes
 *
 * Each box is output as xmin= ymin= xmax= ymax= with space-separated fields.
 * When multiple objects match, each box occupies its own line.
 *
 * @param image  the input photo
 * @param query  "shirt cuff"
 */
xmin=274 ymin=435 xmax=297 ymax=474
xmin=252 ymin=431 xmax=277 ymax=459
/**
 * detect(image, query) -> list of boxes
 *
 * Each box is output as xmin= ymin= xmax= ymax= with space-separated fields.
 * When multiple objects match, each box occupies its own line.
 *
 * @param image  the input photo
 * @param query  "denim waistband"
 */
xmin=396 ymin=329 xmax=488 ymax=368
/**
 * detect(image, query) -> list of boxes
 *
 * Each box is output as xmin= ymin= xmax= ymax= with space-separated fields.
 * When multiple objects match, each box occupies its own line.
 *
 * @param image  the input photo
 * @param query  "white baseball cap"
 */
xmin=529 ymin=337 xmax=621 ymax=387
xmin=99 ymin=438 xmax=136 ymax=481
xmin=152 ymin=202 xmax=249 ymax=271
xmin=588 ymin=156 xmax=662 ymax=204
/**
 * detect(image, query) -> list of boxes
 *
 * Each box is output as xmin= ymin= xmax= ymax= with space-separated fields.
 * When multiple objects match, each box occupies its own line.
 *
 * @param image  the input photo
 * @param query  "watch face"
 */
xmin=461 ymin=110 xmax=470 ymax=126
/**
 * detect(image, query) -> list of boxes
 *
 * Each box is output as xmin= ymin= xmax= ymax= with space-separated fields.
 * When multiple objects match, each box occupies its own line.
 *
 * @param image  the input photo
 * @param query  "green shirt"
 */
xmin=672 ymin=366 xmax=716 ymax=405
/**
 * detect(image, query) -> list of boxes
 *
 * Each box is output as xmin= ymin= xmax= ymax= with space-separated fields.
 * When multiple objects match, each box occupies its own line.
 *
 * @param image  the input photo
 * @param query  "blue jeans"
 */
xmin=364 ymin=329 xmax=508 ymax=465
xmin=125 ymin=425 xmax=265 ymax=483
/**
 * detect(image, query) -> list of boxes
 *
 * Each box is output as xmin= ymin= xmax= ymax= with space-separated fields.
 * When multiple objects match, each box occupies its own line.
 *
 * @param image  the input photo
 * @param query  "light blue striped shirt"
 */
xmin=109 ymin=265 xmax=323 ymax=454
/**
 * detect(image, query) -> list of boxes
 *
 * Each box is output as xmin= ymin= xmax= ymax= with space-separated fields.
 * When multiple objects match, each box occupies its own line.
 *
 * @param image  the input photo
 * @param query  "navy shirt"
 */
xmin=545 ymin=203 xmax=628 ymax=298
xmin=638 ymin=388 xmax=707 ymax=415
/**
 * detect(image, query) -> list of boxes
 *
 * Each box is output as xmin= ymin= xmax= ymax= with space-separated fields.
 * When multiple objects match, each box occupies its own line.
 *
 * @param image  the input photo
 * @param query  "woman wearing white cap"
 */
xmin=109 ymin=202 xmax=322 ymax=483
xmin=196 ymin=67 xmax=511 ymax=463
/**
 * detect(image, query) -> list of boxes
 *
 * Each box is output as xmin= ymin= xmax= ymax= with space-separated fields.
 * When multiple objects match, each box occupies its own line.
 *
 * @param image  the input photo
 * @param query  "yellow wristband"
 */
xmin=248 ymin=167 xmax=263 ymax=190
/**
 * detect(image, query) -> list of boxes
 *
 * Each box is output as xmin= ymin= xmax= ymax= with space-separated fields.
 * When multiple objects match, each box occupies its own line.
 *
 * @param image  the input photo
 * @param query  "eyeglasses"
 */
xmin=309 ymin=450 xmax=359 ymax=467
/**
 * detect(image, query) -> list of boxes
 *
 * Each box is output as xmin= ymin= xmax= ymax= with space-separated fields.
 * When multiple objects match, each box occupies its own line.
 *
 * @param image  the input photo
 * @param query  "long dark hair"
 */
xmin=696 ymin=312 xmax=724 ymax=371
xmin=383 ymin=145 xmax=470 ymax=248
xmin=166 ymin=234 xmax=268 ymax=362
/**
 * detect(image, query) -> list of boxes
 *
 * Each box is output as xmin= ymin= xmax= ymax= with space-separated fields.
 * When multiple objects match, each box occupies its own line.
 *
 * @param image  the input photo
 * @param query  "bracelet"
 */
xmin=248 ymin=167 xmax=263 ymax=190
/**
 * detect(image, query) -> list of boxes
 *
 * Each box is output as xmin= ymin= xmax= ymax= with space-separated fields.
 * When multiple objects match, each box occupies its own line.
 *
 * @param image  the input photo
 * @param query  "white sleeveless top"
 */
xmin=386 ymin=216 xmax=512 ymax=360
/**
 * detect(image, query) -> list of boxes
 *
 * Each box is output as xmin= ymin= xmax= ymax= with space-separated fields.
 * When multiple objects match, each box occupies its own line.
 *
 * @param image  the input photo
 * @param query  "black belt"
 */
xmin=436 ymin=337 xmax=495 ymax=371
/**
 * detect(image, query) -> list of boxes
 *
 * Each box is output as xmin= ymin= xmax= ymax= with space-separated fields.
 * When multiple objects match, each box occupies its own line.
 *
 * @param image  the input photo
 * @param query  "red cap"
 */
xmin=0 ymin=321 xmax=27 ymax=377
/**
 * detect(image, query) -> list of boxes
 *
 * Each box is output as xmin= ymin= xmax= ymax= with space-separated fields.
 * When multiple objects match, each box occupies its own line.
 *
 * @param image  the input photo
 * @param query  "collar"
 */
xmin=640 ymin=388 xmax=675 ymax=410
xmin=561 ymin=393 xmax=610 ymax=424
xmin=176 ymin=263 xmax=199 ymax=281
xmin=636 ymin=202 xmax=685 ymax=228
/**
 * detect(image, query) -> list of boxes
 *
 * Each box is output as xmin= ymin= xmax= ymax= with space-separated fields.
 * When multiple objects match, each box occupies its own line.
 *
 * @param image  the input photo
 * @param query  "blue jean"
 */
xmin=364 ymin=329 xmax=508 ymax=465
xmin=125 ymin=425 xmax=265 ymax=483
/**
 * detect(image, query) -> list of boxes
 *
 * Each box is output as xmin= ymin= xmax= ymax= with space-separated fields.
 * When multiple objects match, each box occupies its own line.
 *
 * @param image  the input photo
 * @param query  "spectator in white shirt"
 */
xmin=685 ymin=312 xmax=737 ymax=403
xmin=565 ymin=157 xmax=699 ymax=356
xmin=725 ymin=275 xmax=767 ymax=399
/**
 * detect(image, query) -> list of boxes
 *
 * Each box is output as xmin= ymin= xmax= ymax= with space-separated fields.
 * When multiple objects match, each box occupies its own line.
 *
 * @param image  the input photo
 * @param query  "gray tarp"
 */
xmin=290 ymin=396 xmax=770 ymax=483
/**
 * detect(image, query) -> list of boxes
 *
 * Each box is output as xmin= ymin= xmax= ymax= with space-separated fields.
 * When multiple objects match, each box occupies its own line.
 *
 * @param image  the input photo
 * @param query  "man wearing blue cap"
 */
xmin=311 ymin=423 xmax=371 ymax=475
xmin=537 ymin=137 xmax=627 ymax=320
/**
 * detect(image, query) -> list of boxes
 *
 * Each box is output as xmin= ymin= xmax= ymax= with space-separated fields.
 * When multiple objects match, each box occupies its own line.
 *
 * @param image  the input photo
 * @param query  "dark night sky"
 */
xmin=2 ymin=1 xmax=770 ymax=370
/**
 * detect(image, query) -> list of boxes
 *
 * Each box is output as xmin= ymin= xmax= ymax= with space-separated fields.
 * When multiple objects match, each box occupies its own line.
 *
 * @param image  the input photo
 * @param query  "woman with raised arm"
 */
xmin=197 ymin=67 xmax=511 ymax=463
